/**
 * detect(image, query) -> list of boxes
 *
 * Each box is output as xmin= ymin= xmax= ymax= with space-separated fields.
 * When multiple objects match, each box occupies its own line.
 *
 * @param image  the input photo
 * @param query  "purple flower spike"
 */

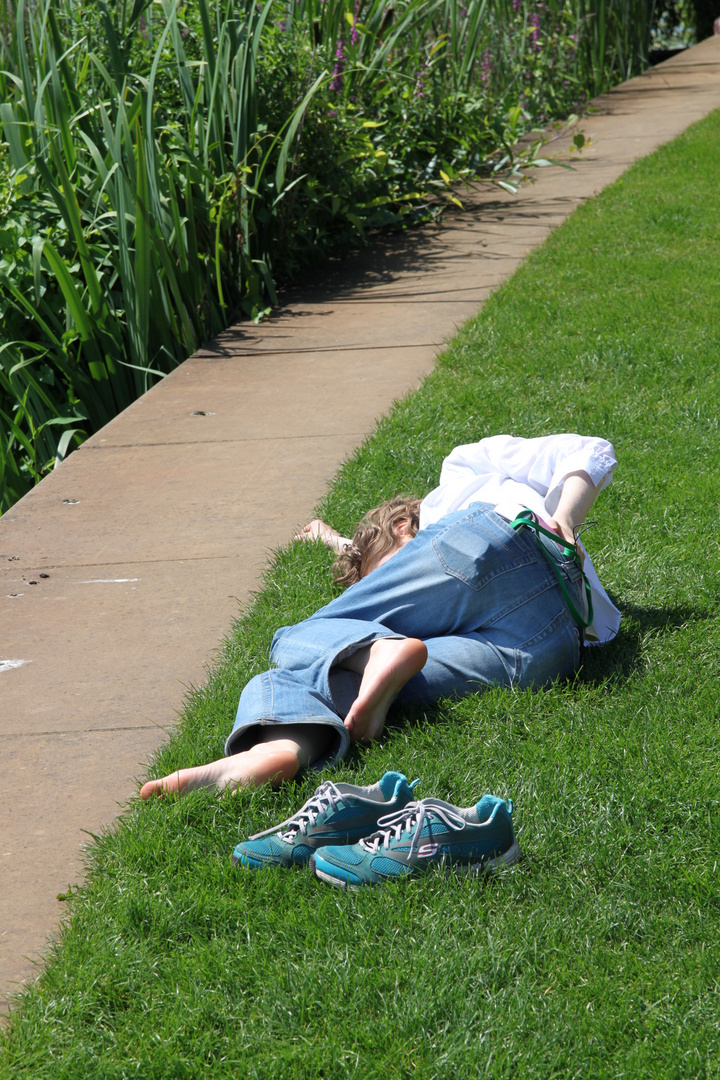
xmin=330 ymin=37 xmax=346 ymax=92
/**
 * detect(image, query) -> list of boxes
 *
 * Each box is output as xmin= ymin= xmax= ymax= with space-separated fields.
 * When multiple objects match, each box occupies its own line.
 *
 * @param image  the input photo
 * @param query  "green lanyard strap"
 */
xmin=508 ymin=509 xmax=594 ymax=631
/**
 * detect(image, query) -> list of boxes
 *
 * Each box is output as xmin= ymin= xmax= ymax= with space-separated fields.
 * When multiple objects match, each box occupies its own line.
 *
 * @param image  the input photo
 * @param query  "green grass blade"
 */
xmin=131 ymin=117 xmax=151 ymax=372
xmin=274 ymin=71 xmax=327 ymax=194
xmin=0 ymin=102 xmax=30 ymax=173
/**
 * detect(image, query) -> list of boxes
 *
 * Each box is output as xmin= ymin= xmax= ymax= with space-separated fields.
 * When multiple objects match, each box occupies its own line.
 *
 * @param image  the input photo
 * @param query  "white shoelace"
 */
xmin=248 ymin=780 xmax=347 ymax=843
xmin=360 ymin=799 xmax=467 ymax=859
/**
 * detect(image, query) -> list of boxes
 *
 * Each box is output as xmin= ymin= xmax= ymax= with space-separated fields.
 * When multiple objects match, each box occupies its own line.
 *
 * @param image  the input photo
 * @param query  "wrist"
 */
xmin=547 ymin=516 xmax=576 ymax=547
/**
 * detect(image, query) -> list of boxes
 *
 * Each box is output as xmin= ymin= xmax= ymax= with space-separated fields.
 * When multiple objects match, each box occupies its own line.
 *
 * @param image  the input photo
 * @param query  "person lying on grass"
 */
xmin=141 ymin=433 xmax=619 ymax=800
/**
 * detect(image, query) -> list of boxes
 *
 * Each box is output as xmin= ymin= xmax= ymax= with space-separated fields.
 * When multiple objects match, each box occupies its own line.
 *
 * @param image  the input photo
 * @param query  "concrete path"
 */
xmin=2 ymin=37 xmax=719 ymax=1014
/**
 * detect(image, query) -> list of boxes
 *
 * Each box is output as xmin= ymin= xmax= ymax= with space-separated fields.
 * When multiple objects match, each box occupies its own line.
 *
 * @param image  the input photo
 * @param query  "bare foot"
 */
xmin=342 ymin=637 xmax=427 ymax=743
xmin=139 ymin=744 xmax=300 ymax=800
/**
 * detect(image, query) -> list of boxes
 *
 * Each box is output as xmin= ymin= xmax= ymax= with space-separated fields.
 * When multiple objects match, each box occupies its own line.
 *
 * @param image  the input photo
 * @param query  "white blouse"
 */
xmin=419 ymin=433 xmax=620 ymax=643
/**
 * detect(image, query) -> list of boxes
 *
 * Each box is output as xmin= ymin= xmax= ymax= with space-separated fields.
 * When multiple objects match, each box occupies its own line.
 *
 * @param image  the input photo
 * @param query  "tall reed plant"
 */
xmin=0 ymin=0 xmax=321 ymax=510
xmin=576 ymin=0 xmax=656 ymax=93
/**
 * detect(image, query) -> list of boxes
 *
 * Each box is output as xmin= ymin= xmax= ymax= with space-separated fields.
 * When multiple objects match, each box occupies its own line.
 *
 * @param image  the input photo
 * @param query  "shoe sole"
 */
xmin=311 ymin=838 xmax=523 ymax=889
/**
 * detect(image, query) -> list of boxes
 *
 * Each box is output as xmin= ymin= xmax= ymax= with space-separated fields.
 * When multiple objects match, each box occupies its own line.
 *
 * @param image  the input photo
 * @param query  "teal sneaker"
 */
xmin=309 ymin=794 xmax=520 ymax=887
xmin=232 ymin=772 xmax=419 ymax=869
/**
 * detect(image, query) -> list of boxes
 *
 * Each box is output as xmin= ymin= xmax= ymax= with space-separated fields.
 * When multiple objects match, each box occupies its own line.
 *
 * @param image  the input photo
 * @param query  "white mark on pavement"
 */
xmin=77 ymin=578 xmax=140 ymax=584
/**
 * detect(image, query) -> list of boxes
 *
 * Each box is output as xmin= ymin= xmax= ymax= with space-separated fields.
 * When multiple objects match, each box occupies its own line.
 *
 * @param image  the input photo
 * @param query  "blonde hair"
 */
xmin=332 ymin=497 xmax=421 ymax=587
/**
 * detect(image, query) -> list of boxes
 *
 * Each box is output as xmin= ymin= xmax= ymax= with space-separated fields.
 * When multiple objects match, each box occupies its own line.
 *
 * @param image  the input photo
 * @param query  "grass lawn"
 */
xmin=2 ymin=110 xmax=720 ymax=1080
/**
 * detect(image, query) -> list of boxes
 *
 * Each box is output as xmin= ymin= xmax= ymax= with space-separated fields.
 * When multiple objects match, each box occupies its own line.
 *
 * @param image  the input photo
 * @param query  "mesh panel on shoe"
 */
xmin=324 ymin=845 xmax=364 ymax=865
xmin=291 ymin=844 xmax=314 ymax=864
xmin=371 ymin=857 xmax=412 ymax=877
xmin=327 ymin=805 xmax=368 ymax=823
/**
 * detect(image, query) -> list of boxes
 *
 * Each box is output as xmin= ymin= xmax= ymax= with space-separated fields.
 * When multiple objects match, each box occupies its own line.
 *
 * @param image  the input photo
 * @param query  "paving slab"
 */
xmin=2 ymin=36 xmax=720 ymax=1014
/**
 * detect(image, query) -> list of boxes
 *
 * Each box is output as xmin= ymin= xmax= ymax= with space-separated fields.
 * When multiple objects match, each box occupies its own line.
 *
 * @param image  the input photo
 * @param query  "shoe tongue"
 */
xmin=377 ymin=771 xmax=406 ymax=797
xmin=475 ymin=794 xmax=501 ymax=823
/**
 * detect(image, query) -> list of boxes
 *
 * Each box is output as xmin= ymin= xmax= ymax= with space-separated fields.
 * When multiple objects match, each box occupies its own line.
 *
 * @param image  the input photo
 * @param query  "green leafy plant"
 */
xmin=0 ymin=0 xmax=655 ymax=512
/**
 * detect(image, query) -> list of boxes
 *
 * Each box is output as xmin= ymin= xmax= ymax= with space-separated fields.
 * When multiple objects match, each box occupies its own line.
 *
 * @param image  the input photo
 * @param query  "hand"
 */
xmin=294 ymin=518 xmax=332 ymax=542
xmin=546 ymin=517 xmax=585 ymax=567
xmin=294 ymin=519 xmax=350 ymax=554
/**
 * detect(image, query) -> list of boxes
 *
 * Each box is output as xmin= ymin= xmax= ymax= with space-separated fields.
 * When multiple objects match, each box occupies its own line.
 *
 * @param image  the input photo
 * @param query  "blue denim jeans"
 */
xmin=225 ymin=504 xmax=583 ymax=768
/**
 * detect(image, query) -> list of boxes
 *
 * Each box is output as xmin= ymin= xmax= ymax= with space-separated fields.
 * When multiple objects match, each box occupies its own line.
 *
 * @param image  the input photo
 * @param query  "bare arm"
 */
xmin=294 ymin=518 xmax=351 ymax=554
xmin=546 ymin=470 xmax=604 ymax=549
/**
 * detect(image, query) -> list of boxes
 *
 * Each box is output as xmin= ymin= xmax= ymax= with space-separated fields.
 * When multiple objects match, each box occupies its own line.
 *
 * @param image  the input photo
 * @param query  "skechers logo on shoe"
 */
xmin=417 ymin=843 xmax=439 ymax=858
